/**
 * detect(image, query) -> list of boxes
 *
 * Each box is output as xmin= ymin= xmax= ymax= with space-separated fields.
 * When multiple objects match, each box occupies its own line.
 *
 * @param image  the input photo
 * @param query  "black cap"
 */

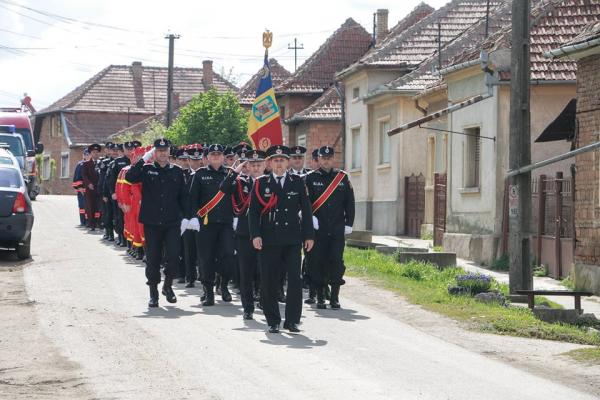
xmin=311 ymin=149 xmax=319 ymax=160
xmin=266 ymin=145 xmax=290 ymax=159
xmin=124 ymin=141 xmax=136 ymax=150
xmin=289 ymin=145 xmax=307 ymax=157
xmin=175 ymin=148 xmax=188 ymax=159
xmin=247 ymin=150 xmax=266 ymax=161
xmin=153 ymin=138 xmax=171 ymax=149
xmin=189 ymin=147 xmax=203 ymax=160
xmin=224 ymin=146 xmax=236 ymax=157
xmin=318 ymin=146 xmax=334 ymax=157
xmin=132 ymin=140 xmax=142 ymax=148
xmin=116 ymin=143 xmax=124 ymax=151
xmin=104 ymin=141 xmax=114 ymax=149
xmin=207 ymin=144 xmax=225 ymax=154
xmin=88 ymin=143 xmax=101 ymax=152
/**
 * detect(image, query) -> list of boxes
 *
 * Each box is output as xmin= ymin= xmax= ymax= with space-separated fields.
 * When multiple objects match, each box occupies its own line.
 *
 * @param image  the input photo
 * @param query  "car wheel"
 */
xmin=16 ymin=234 xmax=31 ymax=260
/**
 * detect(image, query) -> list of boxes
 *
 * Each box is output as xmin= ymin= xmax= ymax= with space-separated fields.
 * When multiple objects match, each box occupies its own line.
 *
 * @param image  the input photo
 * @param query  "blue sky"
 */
xmin=0 ymin=0 xmax=450 ymax=110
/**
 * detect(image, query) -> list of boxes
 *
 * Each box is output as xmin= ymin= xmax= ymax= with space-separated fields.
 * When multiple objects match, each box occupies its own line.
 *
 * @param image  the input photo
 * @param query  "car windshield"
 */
xmin=14 ymin=128 xmax=33 ymax=151
xmin=0 ymin=156 xmax=14 ymax=166
xmin=0 ymin=168 xmax=21 ymax=189
xmin=0 ymin=136 xmax=24 ymax=156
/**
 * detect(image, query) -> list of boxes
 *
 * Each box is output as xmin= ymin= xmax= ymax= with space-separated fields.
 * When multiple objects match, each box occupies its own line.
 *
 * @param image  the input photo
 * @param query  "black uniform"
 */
xmin=106 ymin=155 xmax=131 ymax=243
xmin=305 ymin=168 xmax=355 ymax=292
xmin=233 ymin=174 xmax=259 ymax=314
xmin=188 ymin=165 xmax=238 ymax=300
xmin=248 ymin=172 xmax=314 ymax=328
xmin=181 ymin=167 xmax=199 ymax=285
xmin=98 ymin=156 xmax=114 ymax=239
xmin=125 ymin=159 xmax=187 ymax=287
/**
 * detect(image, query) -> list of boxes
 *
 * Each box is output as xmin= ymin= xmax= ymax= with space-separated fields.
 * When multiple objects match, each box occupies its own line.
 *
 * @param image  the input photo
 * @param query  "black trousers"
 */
xmin=236 ymin=236 xmax=258 ymax=313
xmin=260 ymin=244 xmax=302 ymax=326
xmin=182 ymin=230 xmax=198 ymax=282
xmin=196 ymin=223 xmax=234 ymax=286
xmin=84 ymin=189 xmax=99 ymax=228
xmin=103 ymin=197 xmax=113 ymax=232
xmin=308 ymin=232 xmax=346 ymax=287
xmin=144 ymin=224 xmax=180 ymax=286
xmin=77 ymin=192 xmax=86 ymax=225
xmin=113 ymin=200 xmax=124 ymax=236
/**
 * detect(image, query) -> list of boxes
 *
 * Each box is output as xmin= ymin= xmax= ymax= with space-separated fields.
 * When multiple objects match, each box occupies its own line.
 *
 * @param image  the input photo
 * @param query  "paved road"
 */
xmin=3 ymin=195 xmax=598 ymax=399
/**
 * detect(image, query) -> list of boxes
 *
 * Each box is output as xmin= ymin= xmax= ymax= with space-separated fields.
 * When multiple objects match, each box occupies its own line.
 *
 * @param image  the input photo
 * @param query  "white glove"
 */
xmin=180 ymin=218 xmax=190 ymax=236
xmin=188 ymin=217 xmax=200 ymax=232
xmin=233 ymin=217 xmax=238 ymax=231
xmin=312 ymin=216 xmax=319 ymax=230
xmin=344 ymin=226 xmax=353 ymax=235
xmin=142 ymin=147 xmax=155 ymax=162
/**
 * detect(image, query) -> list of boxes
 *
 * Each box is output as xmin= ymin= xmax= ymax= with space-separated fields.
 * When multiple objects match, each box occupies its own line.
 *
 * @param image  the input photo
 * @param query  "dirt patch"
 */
xmin=0 ymin=257 xmax=94 ymax=399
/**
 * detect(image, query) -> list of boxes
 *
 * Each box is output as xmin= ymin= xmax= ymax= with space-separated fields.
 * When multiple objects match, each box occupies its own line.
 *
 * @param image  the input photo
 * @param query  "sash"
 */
xmin=196 ymin=191 xmax=225 ymax=225
xmin=254 ymin=178 xmax=278 ymax=215
xmin=311 ymin=171 xmax=345 ymax=213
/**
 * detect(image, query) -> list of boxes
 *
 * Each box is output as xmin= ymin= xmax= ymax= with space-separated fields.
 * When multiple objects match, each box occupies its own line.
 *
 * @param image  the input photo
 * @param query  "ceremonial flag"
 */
xmin=247 ymin=54 xmax=283 ymax=150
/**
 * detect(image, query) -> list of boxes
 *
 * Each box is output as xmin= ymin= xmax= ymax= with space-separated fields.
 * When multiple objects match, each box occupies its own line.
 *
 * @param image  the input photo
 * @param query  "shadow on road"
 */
xmin=306 ymin=306 xmax=370 ymax=322
xmin=260 ymin=332 xmax=328 ymax=349
xmin=134 ymin=305 xmax=201 ymax=319
xmin=191 ymin=302 xmax=244 ymax=318
xmin=0 ymin=248 xmax=34 ymax=268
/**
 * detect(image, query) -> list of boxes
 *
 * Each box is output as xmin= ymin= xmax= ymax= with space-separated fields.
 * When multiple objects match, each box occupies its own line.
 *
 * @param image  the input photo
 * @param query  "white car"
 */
xmin=0 ymin=147 xmax=21 ymax=171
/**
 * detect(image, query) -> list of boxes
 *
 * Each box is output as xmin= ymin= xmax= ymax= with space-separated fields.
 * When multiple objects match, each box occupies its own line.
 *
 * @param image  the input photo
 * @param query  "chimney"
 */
xmin=202 ymin=60 xmax=214 ymax=88
xmin=132 ymin=61 xmax=143 ymax=80
xmin=376 ymin=9 xmax=389 ymax=45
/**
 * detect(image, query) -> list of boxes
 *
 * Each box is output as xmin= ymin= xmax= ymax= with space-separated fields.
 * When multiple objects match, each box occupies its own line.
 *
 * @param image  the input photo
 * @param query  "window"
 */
xmin=297 ymin=134 xmax=306 ymax=149
xmin=352 ymin=87 xmax=360 ymax=100
xmin=42 ymin=155 xmax=51 ymax=181
xmin=0 ymin=168 xmax=22 ymax=189
xmin=463 ymin=127 xmax=481 ymax=188
xmin=351 ymin=127 xmax=361 ymax=169
xmin=379 ymin=119 xmax=391 ymax=164
xmin=60 ymin=153 xmax=69 ymax=178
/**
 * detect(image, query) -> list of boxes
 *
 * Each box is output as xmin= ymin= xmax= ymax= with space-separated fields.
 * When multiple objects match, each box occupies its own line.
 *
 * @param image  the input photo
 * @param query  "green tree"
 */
xmin=166 ymin=89 xmax=248 ymax=146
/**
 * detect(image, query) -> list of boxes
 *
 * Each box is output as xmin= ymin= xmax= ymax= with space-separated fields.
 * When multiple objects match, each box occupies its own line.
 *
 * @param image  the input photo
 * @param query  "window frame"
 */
xmin=378 ymin=116 xmax=391 ymax=166
xmin=350 ymin=125 xmax=361 ymax=170
xmin=462 ymin=126 xmax=481 ymax=190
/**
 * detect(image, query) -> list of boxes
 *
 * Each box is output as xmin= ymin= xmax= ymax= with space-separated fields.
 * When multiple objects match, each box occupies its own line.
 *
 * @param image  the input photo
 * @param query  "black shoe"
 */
xmin=102 ymin=232 xmax=109 ymax=240
xmin=161 ymin=285 xmax=177 ymax=303
xmin=177 ymin=277 xmax=185 ymax=284
xmin=268 ymin=324 xmax=280 ymax=333
xmin=89 ymin=227 xmax=96 ymax=232
xmin=148 ymin=286 xmax=159 ymax=308
xmin=120 ymin=239 xmax=128 ymax=248
xmin=304 ymin=297 xmax=316 ymax=304
xmin=243 ymin=312 xmax=253 ymax=320
xmin=185 ymin=281 xmax=195 ymax=288
xmin=221 ymin=286 xmax=232 ymax=302
xmin=316 ymin=287 xmax=326 ymax=309
xmin=202 ymin=286 xmax=214 ymax=306
xmin=330 ymin=285 xmax=341 ymax=309
xmin=283 ymin=321 xmax=300 ymax=333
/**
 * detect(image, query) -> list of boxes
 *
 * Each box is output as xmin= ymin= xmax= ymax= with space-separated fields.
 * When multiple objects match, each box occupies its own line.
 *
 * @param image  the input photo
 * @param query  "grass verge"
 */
xmin=563 ymin=348 xmax=600 ymax=365
xmin=344 ymin=247 xmax=600 ymax=346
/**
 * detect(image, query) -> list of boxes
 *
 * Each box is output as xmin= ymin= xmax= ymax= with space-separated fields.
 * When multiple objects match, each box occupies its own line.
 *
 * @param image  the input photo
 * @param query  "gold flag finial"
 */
xmin=263 ymin=30 xmax=273 ymax=50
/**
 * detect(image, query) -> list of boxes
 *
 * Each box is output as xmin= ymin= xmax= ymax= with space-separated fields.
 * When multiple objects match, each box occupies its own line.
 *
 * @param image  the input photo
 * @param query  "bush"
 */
xmin=400 ymin=261 xmax=438 ymax=281
xmin=491 ymin=254 xmax=509 ymax=271
xmin=455 ymin=273 xmax=493 ymax=295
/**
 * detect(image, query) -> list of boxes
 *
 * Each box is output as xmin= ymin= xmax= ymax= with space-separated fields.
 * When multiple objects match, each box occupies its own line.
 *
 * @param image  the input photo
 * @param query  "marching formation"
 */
xmin=73 ymin=139 xmax=355 ymax=334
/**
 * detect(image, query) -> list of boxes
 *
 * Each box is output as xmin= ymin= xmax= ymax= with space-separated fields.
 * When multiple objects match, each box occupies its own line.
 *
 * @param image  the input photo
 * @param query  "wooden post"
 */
xmin=555 ymin=171 xmax=563 ymax=278
xmin=536 ymin=175 xmax=546 ymax=265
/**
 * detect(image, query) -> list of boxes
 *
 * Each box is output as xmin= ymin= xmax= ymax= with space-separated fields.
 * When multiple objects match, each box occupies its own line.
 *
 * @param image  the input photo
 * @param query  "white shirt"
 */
xmin=273 ymin=172 xmax=287 ymax=188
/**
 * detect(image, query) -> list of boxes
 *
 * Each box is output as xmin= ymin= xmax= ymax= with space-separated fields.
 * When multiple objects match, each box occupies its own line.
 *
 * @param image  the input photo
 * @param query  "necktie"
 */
xmin=276 ymin=176 xmax=283 ymax=188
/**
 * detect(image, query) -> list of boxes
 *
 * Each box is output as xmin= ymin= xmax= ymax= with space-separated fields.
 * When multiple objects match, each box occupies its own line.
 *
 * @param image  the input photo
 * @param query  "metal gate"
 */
xmin=405 ymin=173 xmax=425 ymax=237
xmin=433 ymin=173 xmax=447 ymax=246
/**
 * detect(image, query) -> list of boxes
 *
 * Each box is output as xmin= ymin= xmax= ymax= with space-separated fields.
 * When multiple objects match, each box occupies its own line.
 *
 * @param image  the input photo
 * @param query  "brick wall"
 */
xmin=38 ymin=114 xmax=77 ymax=195
xmin=574 ymin=54 xmax=600 ymax=265
xmin=278 ymin=94 xmax=319 ymax=144
xmin=289 ymin=120 xmax=343 ymax=169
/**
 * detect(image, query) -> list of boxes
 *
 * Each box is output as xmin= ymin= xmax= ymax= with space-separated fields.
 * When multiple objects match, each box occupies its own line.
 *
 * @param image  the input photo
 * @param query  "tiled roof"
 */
xmin=349 ymin=0 xmax=502 ymax=72
xmin=111 ymin=109 xmax=174 ymax=138
xmin=276 ymin=18 xmax=372 ymax=94
xmin=286 ymin=85 xmax=342 ymax=124
xmin=237 ymin=58 xmax=291 ymax=106
xmin=562 ymin=19 xmax=600 ymax=46
xmin=371 ymin=0 xmax=511 ymax=95
xmin=447 ymin=0 xmax=600 ymax=81
xmin=38 ymin=63 xmax=237 ymax=115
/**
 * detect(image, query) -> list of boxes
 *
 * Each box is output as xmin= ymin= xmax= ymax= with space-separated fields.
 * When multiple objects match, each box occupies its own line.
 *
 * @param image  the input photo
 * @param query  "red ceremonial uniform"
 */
xmin=116 ymin=167 xmax=132 ymax=242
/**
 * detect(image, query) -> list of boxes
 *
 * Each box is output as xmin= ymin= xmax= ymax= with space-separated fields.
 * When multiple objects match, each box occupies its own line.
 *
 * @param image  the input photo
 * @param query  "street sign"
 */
xmin=509 ymin=184 xmax=519 ymax=217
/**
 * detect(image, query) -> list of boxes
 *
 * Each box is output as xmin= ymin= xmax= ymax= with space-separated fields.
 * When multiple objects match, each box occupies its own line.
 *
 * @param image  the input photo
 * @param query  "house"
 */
xmin=33 ymin=60 xmax=236 ymax=194
xmin=430 ymin=0 xmax=600 ymax=270
xmin=337 ymin=0 xmax=502 ymax=236
xmin=546 ymin=20 xmax=600 ymax=293
xmin=277 ymin=17 xmax=372 ymax=166
xmin=237 ymin=58 xmax=291 ymax=111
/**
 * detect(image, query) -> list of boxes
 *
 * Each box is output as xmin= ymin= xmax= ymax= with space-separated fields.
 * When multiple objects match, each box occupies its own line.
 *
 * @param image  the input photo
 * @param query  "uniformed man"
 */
xmin=81 ymin=143 xmax=102 ymax=231
xmin=99 ymin=142 xmax=116 ymax=240
xmin=181 ymin=145 xmax=204 ymax=288
xmin=232 ymin=148 xmax=264 ymax=320
xmin=107 ymin=143 xmax=132 ymax=247
xmin=305 ymin=146 xmax=355 ymax=309
xmin=288 ymin=145 xmax=310 ymax=175
xmin=223 ymin=146 xmax=236 ymax=167
xmin=309 ymin=148 xmax=320 ymax=171
xmin=125 ymin=138 xmax=187 ymax=308
xmin=248 ymin=145 xmax=314 ymax=333
xmin=72 ymin=149 xmax=89 ymax=226
xmin=188 ymin=144 xmax=244 ymax=306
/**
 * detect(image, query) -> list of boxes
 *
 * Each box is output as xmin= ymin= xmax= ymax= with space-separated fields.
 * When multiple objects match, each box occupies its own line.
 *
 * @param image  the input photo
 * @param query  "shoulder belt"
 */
xmin=311 ymin=171 xmax=346 ymax=213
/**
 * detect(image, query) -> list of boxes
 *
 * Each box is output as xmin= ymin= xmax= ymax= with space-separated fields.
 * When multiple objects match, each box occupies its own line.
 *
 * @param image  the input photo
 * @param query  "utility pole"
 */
xmin=508 ymin=0 xmax=532 ymax=294
xmin=288 ymin=38 xmax=304 ymax=71
xmin=165 ymin=33 xmax=180 ymax=127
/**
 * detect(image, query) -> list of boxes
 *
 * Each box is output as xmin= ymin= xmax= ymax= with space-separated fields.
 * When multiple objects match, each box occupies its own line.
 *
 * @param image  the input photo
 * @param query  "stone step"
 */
xmin=375 ymin=245 xmax=429 ymax=255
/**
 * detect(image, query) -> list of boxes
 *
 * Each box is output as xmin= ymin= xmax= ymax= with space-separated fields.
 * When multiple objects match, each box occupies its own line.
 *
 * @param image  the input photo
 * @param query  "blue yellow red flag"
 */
xmin=247 ymin=54 xmax=283 ymax=150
